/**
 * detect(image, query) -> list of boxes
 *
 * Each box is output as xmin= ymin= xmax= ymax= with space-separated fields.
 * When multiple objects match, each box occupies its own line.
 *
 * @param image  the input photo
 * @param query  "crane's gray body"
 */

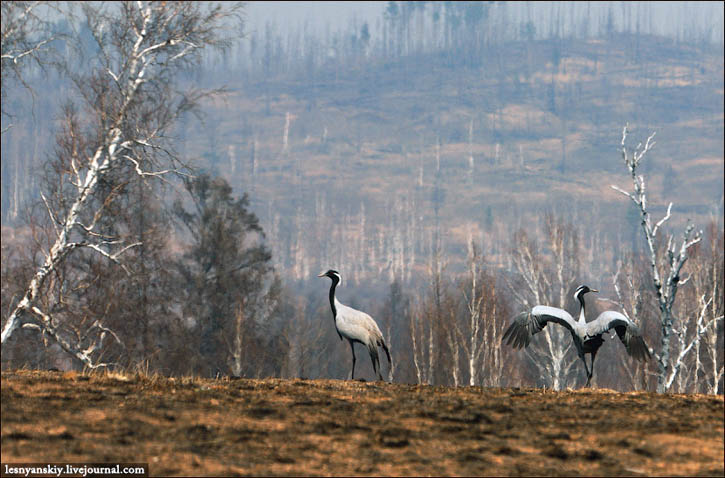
xmin=504 ymin=285 xmax=651 ymax=387
xmin=319 ymin=270 xmax=391 ymax=381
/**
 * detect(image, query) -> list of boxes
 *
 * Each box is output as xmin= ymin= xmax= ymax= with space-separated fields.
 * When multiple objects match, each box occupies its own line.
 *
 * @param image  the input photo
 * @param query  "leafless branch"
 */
xmin=83 ymin=242 xmax=142 ymax=275
xmin=28 ymin=306 xmax=118 ymax=369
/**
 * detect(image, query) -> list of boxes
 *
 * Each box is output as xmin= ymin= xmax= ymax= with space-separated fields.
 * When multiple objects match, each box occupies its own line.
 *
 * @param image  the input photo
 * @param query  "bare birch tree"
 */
xmin=507 ymin=223 xmax=581 ymax=390
xmin=478 ymin=275 xmax=511 ymax=387
xmin=681 ymin=223 xmax=724 ymax=393
xmin=409 ymin=300 xmax=425 ymax=384
xmin=509 ymin=224 xmax=576 ymax=390
xmin=1 ymin=2 xmax=242 ymax=369
xmin=443 ymin=303 xmax=461 ymax=387
xmin=451 ymin=238 xmax=511 ymax=387
xmin=611 ymin=124 xmax=710 ymax=393
xmin=609 ymin=255 xmax=655 ymax=391
xmin=454 ymin=239 xmax=487 ymax=386
xmin=409 ymin=231 xmax=446 ymax=384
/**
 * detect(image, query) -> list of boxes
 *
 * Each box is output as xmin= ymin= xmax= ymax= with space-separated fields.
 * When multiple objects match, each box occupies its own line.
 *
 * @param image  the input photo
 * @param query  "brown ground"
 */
xmin=1 ymin=371 xmax=723 ymax=476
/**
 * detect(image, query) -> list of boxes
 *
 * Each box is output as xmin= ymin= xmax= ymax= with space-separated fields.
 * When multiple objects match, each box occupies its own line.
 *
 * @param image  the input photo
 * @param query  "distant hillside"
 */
xmin=1 ymin=28 xmax=722 ymax=284
xmin=176 ymin=33 xmax=723 ymax=282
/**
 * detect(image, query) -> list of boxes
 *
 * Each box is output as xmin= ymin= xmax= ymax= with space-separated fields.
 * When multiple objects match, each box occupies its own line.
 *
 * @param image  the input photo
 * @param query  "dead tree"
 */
xmin=611 ymin=124 xmax=710 ymax=393
xmin=1 ymin=2 xmax=242 ymax=369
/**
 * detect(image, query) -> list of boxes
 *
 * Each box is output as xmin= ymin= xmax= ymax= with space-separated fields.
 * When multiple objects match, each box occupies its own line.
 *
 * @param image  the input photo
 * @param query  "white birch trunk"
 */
xmin=410 ymin=312 xmax=423 ymax=384
xmin=466 ymin=243 xmax=481 ymax=386
xmin=445 ymin=322 xmax=460 ymax=387
xmin=231 ymin=304 xmax=245 ymax=377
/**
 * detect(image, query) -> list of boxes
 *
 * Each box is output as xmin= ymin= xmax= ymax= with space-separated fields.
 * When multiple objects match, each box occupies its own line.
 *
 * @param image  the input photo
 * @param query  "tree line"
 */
xmin=228 ymin=1 xmax=723 ymax=83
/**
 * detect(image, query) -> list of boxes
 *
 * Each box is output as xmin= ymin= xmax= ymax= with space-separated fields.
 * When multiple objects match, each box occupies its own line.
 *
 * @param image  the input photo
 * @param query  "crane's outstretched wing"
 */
xmin=503 ymin=306 xmax=577 ymax=349
xmin=585 ymin=311 xmax=651 ymax=361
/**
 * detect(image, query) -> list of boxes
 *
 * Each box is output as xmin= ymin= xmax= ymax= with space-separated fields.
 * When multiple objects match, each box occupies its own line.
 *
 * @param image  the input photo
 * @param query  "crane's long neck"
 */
xmin=328 ymin=277 xmax=339 ymax=319
xmin=577 ymin=294 xmax=587 ymax=324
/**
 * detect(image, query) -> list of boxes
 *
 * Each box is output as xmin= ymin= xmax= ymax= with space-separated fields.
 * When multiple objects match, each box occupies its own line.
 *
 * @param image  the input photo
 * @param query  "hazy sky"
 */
xmin=244 ymin=1 xmax=723 ymax=44
xmin=245 ymin=1 xmax=385 ymax=33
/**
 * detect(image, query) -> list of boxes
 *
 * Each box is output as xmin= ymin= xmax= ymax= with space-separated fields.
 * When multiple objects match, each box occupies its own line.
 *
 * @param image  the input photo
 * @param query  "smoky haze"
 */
xmin=246 ymin=1 xmax=723 ymax=44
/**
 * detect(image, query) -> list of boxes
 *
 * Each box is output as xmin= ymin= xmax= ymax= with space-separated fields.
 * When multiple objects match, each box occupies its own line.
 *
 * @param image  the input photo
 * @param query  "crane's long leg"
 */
xmin=349 ymin=340 xmax=357 ymax=380
xmin=587 ymin=349 xmax=599 ymax=388
xmin=579 ymin=352 xmax=591 ymax=388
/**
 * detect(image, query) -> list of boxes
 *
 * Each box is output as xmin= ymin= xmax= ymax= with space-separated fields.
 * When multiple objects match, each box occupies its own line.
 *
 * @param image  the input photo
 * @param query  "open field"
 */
xmin=1 ymin=371 xmax=723 ymax=476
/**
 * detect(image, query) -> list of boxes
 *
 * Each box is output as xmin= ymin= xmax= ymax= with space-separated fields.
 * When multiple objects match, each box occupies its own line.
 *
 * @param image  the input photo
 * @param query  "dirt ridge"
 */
xmin=2 ymin=371 xmax=723 ymax=476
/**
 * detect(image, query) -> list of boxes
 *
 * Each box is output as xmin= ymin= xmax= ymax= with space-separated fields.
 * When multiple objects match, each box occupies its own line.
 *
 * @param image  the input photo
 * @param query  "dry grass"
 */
xmin=2 ymin=370 xmax=723 ymax=476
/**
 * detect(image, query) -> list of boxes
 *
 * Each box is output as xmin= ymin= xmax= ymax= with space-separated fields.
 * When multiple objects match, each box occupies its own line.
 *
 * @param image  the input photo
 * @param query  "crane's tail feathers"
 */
xmin=502 ymin=312 xmax=532 ymax=349
xmin=381 ymin=340 xmax=391 ymax=366
xmin=368 ymin=341 xmax=382 ymax=379
xmin=378 ymin=339 xmax=393 ymax=382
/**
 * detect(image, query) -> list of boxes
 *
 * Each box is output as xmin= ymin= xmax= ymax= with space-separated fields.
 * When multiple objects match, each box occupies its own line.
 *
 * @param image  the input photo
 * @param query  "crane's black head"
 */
xmin=317 ymin=269 xmax=342 ymax=284
xmin=574 ymin=285 xmax=598 ymax=301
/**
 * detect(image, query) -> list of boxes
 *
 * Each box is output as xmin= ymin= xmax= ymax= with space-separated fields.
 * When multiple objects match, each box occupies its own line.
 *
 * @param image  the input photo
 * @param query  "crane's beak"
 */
xmin=590 ymin=288 xmax=599 ymax=293
xmin=317 ymin=272 xmax=326 ymax=277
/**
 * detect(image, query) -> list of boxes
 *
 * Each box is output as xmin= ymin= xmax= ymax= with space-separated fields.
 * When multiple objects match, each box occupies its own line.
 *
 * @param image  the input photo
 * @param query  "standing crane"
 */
xmin=318 ymin=269 xmax=392 ymax=381
xmin=503 ymin=285 xmax=651 ymax=387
